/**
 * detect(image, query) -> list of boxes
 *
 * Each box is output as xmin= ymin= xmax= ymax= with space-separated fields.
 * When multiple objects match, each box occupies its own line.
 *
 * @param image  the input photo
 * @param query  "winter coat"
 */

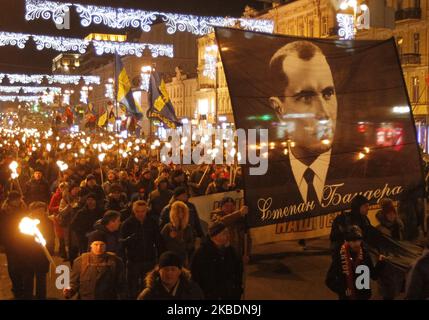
xmin=405 ymin=249 xmax=429 ymax=300
xmin=0 ymin=201 xmax=50 ymax=273
xmin=149 ymin=189 xmax=173 ymax=217
xmin=48 ymin=188 xmax=65 ymax=238
xmin=80 ymin=185 xmax=105 ymax=206
xmin=70 ymin=205 xmax=103 ymax=248
xmin=210 ymin=208 xmax=246 ymax=256
xmin=137 ymin=268 xmax=204 ymax=300
xmin=375 ymin=210 xmax=404 ymax=241
xmin=330 ymin=210 xmax=372 ymax=249
xmin=24 ymin=178 xmax=51 ymax=205
xmin=120 ymin=214 xmax=161 ymax=264
xmin=87 ymin=221 xmax=121 ymax=255
xmin=161 ymin=224 xmax=195 ymax=265
xmin=159 ymin=201 xmax=204 ymax=238
xmin=135 ymin=177 xmax=155 ymax=199
xmin=325 ymin=243 xmax=385 ymax=300
xmin=104 ymin=195 xmax=127 ymax=212
xmin=70 ymin=252 xmax=126 ymax=300
xmin=191 ymin=238 xmax=243 ymax=300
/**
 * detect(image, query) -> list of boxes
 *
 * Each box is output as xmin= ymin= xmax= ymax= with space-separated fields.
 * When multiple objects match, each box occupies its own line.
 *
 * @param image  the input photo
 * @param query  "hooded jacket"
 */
xmin=137 ymin=268 xmax=204 ymax=300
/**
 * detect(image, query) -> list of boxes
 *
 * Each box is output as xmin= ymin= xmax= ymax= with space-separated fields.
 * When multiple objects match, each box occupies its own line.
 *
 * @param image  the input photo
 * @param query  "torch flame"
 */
xmin=19 ymin=217 xmax=46 ymax=246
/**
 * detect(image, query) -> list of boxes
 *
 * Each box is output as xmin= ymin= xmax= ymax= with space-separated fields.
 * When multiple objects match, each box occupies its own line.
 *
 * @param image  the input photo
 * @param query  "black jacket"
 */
xmin=330 ymin=211 xmax=372 ymax=248
xmin=80 ymin=185 xmax=105 ymax=205
xmin=191 ymin=238 xmax=243 ymax=300
xmin=137 ymin=269 xmax=204 ymax=300
xmin=149 ymin=189 xmax=173 ymax=216
xmin=405 ymin=249 xmax=429 ymax=300
xmin=120 ymin=214 xmax=162 ymax=263
xmin=104 ymin=195 xmax=127 ymax=212
xmin=71 ymin=205 xmax=103 ymax=239
xmin=24 ymin=178 xmax=51 ymax=205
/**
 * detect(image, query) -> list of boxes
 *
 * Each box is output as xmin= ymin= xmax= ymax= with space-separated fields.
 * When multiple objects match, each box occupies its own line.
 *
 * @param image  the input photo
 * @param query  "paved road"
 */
xmin=0 ymin=238 xmax=383 ymax=300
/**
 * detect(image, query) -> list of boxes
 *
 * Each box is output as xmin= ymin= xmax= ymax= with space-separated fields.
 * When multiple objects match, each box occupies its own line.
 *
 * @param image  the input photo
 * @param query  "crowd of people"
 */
xmin=326 ymin=195 xmax=429 ymax=300
xmin=0 ymin=125 xmax=248 ymax=300
xmin=1 ymin=122 xmax=429 ymax=300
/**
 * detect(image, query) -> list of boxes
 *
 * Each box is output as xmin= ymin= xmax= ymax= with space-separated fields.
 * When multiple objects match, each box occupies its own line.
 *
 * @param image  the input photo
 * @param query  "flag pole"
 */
xmin=114 ymin=52 xmax=120 ymax=167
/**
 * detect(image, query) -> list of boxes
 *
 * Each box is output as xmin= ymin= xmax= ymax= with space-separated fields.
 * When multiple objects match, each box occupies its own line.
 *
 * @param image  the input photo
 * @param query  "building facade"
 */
xmin=193 ymin=0 xmax=429 ymax=150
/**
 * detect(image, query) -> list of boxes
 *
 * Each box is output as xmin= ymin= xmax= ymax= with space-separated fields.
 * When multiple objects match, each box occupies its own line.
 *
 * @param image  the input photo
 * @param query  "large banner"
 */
xmin=215 ymin=27 xmax=424 ymax=229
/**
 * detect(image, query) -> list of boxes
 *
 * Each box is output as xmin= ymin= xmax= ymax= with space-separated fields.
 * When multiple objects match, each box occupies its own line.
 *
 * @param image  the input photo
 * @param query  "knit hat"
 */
xmin=159 ymin=251 xmax=183 ymax=269
xmin=86 ymin=174 xmax=96 ymax=181
xmin=88 ymin=230 xmax=106 ymax=244
xmin=173 ymin=186 xmax=188 ymax=198
xmin=344 ymin=225 xmax=363 ymax=241
xmin=208 ymin=221 xmax=227 ymax=237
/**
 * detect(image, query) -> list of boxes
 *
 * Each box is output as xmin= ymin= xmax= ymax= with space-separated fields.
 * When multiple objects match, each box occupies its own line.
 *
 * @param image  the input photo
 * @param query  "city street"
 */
xmin=1 ymin=238 xmax=382 ymax=300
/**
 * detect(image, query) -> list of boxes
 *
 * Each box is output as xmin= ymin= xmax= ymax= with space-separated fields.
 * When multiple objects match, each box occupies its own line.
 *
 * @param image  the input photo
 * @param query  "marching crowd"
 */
xmin=0 ymin=126 xmax=248 ymax=300
xmin=0 ymin=123 xmax=429 ymax=300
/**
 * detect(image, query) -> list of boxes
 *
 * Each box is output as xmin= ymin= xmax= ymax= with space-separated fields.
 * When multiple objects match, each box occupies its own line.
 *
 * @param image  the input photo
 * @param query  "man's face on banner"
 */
xmin=270 ymin=47 xmax=338 ymax=155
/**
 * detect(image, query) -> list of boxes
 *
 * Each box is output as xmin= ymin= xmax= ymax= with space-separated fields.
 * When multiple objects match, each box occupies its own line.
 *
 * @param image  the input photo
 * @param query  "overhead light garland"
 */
xmin=46 ymin=75 xmax=81 ymax=85
xmin=0 ymin=73 xmax=100 ymax=85
xmin=0 ymin=31 xmax=174 ymax=58
xmin=0 ymin=32 xmax=31 ymax=49
xmin=82 ymin=76 xmax=101 ymax=85
xmin=33 ymin=35 xmax=90 ymax=53
xmin=0 ymin=86 xmax=22 ymax=94
xmin=8 ymin=74 xmax=45 ymax=84
xmin=0 ymin=95 xmax=44 ymax=103
xmin=25 ymin=0 xmax=274 ymax=35
xmin=0 ymin=86 xmax=61 ymax=94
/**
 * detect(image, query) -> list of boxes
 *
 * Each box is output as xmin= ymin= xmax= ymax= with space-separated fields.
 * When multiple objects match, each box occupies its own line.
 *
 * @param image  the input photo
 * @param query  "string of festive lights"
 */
xmin=25 ymin=0 xmax=274 ymax=35
xmin=0 ymin=73 xmax=101 ymax=85
xmin=0 ymin=31 xmax=174 ymax=58
xmin=0 ymin=32 xmax=31 ymax=49
xmin=0 ymin=95 xmax=44 ymax=102
xmin=0 ymin=86 xmax=62 ymax=94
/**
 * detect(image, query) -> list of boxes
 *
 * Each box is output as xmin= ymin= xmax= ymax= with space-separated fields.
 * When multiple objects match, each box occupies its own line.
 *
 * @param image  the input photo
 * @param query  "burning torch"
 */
xmin=19 ymin=217 xmax=56 ymax=268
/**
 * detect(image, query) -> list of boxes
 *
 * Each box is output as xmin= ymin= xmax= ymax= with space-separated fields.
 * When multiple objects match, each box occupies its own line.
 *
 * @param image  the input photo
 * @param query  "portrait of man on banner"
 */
xmin=268 ymin=40 xmax=337 ymax=205
xmin=215 ymin=27 xmax=424 ymax=228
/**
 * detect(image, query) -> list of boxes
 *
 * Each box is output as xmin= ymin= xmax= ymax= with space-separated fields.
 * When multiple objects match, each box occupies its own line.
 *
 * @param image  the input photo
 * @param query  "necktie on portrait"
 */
xmin=304 ymin=168 xmax=318 ymax=204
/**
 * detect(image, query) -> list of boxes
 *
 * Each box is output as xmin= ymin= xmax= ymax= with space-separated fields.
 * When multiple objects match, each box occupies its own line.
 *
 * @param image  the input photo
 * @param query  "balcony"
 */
xmin=400 ymin=53 xmax=421 ymax=65
xmin=395 ymin=7 xmax=421 ymax=21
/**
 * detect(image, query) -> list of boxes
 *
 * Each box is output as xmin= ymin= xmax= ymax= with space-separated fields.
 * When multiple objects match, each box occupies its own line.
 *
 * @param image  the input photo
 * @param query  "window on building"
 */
xmin=412 ymin=76 xmax=420 ymax=102
xmin=308 ymin=18 xmax=314 ymax=37
xmin=414 ymin=33 xmax=420 ymax=54
xmin=414 ymin=0 xmax=420 ymax=8
xmin=299 ymin=21 xmax=304 ymax=36
xmin=322 ymin=16 xmax=328 ymax=36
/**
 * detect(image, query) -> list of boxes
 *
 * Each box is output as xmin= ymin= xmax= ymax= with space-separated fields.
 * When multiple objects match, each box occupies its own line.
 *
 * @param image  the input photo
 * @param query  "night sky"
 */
xmin=0 ymin=0 xmax=265 ymax=73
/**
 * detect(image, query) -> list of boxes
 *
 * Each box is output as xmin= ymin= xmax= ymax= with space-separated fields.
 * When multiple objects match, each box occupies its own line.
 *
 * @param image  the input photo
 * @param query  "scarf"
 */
xmin=340 ymin=242 xmax=363 ymax=300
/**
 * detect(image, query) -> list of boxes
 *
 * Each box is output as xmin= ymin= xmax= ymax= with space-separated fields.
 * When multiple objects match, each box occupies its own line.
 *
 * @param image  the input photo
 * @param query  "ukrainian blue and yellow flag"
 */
xmin=115 ymin=55 xmax=143 ymax=119
xmin=147 ymin=71 xmax=181 ymax=129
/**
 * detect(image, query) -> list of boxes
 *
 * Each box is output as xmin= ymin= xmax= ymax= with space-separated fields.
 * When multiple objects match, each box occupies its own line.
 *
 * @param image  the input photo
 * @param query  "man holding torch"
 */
xmin=0 ymin=191 xmax=29 ymax=299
